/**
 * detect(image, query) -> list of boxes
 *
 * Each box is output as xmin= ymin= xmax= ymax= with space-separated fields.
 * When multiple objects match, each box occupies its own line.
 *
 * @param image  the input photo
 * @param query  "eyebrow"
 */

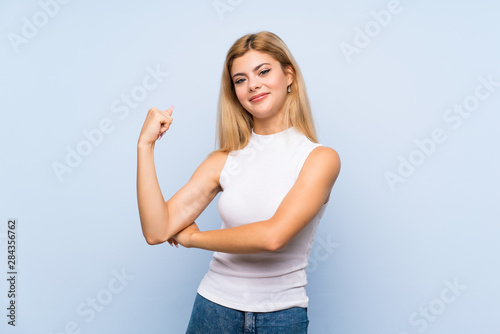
xmin=232 ymin=63 xmax=271 ymax=79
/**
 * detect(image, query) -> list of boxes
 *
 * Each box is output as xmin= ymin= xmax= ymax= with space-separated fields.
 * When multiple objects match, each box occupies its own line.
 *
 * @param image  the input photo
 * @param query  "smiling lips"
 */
xmin=249 ymin=93 xmax=269 ymax=102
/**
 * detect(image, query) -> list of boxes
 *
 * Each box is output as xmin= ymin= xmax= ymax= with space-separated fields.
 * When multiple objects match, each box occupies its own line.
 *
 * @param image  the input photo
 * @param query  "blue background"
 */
xmin=1 ymin=0 xmax=499 ymax=333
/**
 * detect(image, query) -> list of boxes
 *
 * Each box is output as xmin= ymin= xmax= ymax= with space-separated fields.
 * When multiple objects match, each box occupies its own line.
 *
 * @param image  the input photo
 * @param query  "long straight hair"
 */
xmin=212 ymin=31 xmax=318 ymax=155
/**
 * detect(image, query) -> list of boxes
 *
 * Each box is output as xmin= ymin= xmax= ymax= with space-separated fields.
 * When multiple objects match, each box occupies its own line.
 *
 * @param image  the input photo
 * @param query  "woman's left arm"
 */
xmin=174 ymin=146 xmax=341 ymax=254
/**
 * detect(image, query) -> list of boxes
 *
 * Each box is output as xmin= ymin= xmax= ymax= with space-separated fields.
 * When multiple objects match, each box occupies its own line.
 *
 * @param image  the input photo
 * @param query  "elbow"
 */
xmin=263 ymin=221 xmax=288 ymax=252
xmin=142 ymin=224 xmax=173 ymax=246
xmin=145 ymin=237 xmax=162 ymax=245
xmin=266 ymin=235 xmax=287 ymax=252
xmin=266 ymin=243 xmax=281 ymax=252
xmin=144 ymin=233 xmax=169 ymax=246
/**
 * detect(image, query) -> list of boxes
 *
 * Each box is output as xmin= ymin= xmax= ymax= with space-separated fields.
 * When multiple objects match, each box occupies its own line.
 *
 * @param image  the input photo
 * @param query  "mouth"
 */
xmin=249 ymin=93 xmax=269 ymax=102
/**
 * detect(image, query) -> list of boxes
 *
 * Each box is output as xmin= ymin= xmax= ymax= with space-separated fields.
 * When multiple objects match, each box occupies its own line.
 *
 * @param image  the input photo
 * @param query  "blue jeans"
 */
xmin=186 ymin=293 xmax=309 ymax=334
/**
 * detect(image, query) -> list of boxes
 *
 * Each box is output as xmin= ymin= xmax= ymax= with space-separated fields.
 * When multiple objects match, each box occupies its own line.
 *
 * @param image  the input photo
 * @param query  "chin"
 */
xmin=250 ymin=111 xmax=277 ymax=121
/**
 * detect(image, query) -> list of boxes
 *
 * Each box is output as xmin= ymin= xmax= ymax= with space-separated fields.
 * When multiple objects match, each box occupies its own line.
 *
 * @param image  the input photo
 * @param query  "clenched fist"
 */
xmin=138 ymin=106 xmax=174 ymax=146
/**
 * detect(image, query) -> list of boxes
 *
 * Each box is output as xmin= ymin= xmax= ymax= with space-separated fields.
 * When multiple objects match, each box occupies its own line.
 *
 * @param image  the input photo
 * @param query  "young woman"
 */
xmin=137 ymin=31 xmax=341 ymax=333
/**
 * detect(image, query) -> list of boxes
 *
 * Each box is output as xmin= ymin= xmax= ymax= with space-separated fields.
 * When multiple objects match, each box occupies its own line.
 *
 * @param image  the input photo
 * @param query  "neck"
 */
xmin=252 ymin=110 xmax=288 ymax=135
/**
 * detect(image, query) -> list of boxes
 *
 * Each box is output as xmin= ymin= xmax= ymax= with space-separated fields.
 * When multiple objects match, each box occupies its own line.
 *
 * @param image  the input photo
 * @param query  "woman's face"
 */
xmin=231 ymin=50 xmax=293 ymax=122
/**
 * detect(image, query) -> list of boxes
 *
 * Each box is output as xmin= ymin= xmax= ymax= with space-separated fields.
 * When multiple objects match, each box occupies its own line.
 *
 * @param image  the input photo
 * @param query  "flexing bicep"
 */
xmin=164 ymin=151 xmax=227 ymax=238
xmin=268 ymin=146 xmax=341 ymax=249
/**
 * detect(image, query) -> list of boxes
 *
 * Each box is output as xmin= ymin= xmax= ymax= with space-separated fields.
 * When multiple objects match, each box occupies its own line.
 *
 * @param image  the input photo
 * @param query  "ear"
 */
xmin=285 ymin=66 xmax=294 ymax=86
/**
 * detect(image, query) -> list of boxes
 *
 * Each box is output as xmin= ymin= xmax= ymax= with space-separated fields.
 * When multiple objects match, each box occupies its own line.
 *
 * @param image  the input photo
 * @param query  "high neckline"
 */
xmin=251 ymin=126 xmax=295 ymax=138
xmin=248 ymin=126 xmax=300 ymax=148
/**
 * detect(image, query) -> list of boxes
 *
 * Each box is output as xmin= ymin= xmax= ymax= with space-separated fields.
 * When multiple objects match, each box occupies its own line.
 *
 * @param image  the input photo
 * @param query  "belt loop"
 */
xmin=244 ymin=311 xmax=255 ymax=333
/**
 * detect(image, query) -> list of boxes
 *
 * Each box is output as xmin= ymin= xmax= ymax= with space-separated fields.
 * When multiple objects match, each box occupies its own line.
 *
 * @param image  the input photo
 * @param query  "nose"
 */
xmin=248 ymin=78 xmax=261 ymax=91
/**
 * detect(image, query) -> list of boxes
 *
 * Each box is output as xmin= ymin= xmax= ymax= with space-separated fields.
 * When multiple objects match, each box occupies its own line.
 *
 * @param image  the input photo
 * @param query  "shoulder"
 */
xmin=310 ymin=145 xmax=340 ymax=162
xmin=206 ymin=150 xmax=230 ymax=161
xmin=302 ymin=146 xmax=341 ymax=181
xmin=203 ymin=150 xmax=229 ymax=171
xmin=296 ymin=131 xmax=339 ymax=166
xmin=196 ymin=150 xmax=229 ymax=187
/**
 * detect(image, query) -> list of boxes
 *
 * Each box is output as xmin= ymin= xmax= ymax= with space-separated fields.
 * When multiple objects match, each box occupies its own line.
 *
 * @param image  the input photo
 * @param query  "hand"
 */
xmin=138 ymin=106 xmax=174 ymax=146
xmin=167 ymin=237 xmax=179 ymax=248
xmin=172 ymin=222 xmax=200 ymax=248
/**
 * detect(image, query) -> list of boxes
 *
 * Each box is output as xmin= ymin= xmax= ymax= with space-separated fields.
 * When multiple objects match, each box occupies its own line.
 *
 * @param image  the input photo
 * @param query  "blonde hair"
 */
xmin=212 ymin=31 xmax=318 ymax=154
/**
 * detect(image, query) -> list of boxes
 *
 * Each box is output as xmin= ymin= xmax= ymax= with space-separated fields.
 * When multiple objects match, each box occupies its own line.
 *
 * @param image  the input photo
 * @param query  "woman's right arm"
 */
xmin=136 ymin=106 xmax=226 ymax=245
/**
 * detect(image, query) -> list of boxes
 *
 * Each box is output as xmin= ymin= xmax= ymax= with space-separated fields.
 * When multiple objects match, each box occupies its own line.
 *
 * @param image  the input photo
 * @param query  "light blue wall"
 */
xmin=1 ymin=1 xmax=499 ymax=333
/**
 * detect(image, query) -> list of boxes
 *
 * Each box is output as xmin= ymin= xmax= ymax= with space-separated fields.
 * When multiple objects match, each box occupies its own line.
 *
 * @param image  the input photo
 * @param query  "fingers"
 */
xmin=157 ymin=107 xmax=174 ymax=140
xmin=151 ymin=106 xmax=173 ymax=117
xmin=166 ymin=105 xmax=174 ymax=116
xmin=167 ymin=237 xmax=179 ymax=248
xmin=147 ymin=106 xmax=174 ymax=141
xmin=148 ymin=106 xmax=174 ymax=122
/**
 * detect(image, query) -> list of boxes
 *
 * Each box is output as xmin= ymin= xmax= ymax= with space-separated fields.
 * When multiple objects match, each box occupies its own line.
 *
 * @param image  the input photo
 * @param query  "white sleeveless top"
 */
xmin=197 ymin=126 xmax=328 ymax=312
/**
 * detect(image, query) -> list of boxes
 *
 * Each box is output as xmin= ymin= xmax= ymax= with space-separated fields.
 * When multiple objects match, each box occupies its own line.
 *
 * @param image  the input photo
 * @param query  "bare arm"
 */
xmin=136 ymin=106 xmax=227 ymax=245
xmin=137 ymin=142 xmax=170 ymax=244
xmin=174 ymin=146 xmax=341 ymax=253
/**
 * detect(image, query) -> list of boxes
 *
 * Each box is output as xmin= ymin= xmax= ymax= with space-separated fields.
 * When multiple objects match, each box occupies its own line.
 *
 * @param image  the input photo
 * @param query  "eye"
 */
xmin=234 ymin=78 xmax=245 ymax=85
xmin=259 ymin=69 xmax=270 ymax=76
